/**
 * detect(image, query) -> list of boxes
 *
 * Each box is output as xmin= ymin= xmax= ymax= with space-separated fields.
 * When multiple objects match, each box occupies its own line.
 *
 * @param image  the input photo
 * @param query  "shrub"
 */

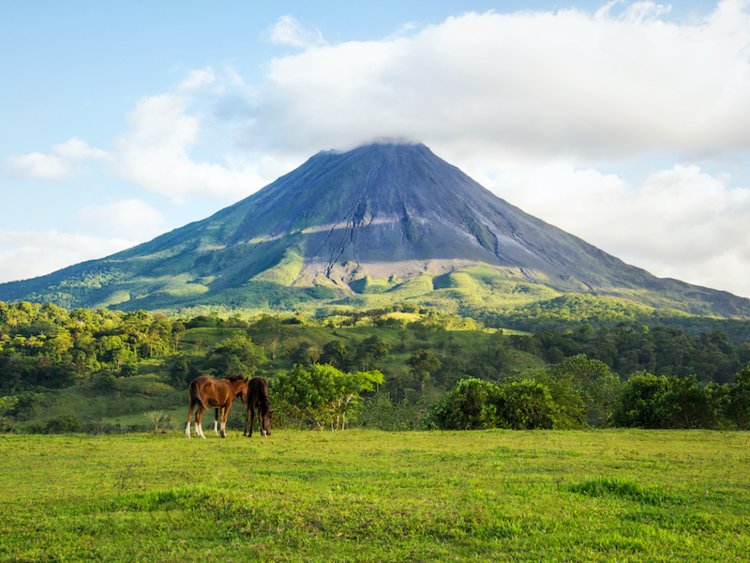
xmin=44 ymin=415 xmax=82 ymax=434
xmin=427 ymin=378 xmax=500 ymax=430
xmin=427 ymin=378 xmax=557 ymax=430
xmin=615 ymin=372 xmax=722 ymax=429
xmin=495 ymin=380 xmax=556 ymax=429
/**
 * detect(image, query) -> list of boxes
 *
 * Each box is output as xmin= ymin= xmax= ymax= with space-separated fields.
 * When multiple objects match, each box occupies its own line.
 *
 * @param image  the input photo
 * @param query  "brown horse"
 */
xmin=186 ymin=375 xmax=247 ymax=439
xmin=244 ymin=377 xmax=272 ymax=437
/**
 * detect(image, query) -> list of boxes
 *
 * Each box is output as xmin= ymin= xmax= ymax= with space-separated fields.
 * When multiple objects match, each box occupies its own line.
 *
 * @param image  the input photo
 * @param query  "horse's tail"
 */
xmin=260 ymin=379 xmax=271 ymax=414
xmin=189 ymin=378 xmax=207 ymax=410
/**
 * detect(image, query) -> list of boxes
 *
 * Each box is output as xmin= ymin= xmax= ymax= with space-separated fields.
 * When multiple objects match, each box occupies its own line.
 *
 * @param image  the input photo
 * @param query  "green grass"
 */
xmin=1 ymin=430 xmax=748 ymax=560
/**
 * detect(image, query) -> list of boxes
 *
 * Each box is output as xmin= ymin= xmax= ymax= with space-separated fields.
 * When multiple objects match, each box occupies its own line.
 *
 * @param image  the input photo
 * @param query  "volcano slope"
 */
xmin=1 ymin=142 xmax=748 ymax=319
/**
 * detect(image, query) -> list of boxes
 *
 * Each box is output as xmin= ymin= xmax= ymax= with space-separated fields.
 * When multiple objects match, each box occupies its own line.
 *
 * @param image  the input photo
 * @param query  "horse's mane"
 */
xmin=223 ymin=375 xmax=246 ymax=382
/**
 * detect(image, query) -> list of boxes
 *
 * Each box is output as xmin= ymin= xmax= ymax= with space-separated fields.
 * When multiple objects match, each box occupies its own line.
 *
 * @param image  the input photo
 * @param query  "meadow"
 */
xmin=1 ymin=429 xmax=748 ymax=561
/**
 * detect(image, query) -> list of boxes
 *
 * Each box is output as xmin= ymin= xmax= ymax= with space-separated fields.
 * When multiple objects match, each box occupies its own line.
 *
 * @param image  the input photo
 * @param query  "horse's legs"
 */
xmin=186 ymin=398 xmax=194 ymax=439
xmin=220 ymin=401 xmax=232 ymax=438
xmin=243 ymin=405 xmax=251 ymax=436
xmin=214 ymin=408 xmax=220 ymax=435
xmin=195 ymin=406 xmax=207 ymax=439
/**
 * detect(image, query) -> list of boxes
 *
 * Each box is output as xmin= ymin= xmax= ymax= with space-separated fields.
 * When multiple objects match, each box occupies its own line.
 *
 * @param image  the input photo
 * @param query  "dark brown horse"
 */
xmin=186 ymin=375 xmax=247 ymax=439
xmin=244 ymin=377 xmax=272 ymax=437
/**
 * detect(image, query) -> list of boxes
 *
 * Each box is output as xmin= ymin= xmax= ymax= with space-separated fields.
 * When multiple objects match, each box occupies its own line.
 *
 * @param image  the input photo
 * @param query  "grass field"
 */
xmin=1 ymin=430 xmax=748 ymax=561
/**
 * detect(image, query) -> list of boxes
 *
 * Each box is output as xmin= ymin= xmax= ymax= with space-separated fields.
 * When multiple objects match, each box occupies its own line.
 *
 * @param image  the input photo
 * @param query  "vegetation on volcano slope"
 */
xmin=0 ymin=430 xmax=748 ymax=561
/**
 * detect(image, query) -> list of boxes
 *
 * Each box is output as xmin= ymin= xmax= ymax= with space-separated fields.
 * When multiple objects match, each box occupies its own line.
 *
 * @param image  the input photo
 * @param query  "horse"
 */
xmin=244 ymin=377 xmax=272 ymax=437
xmin=186 ymin=375 xmax=248 ymax=439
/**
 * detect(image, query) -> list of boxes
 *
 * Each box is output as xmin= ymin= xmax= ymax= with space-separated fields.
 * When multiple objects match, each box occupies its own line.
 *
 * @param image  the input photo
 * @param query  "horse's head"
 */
xmin=260 ymin=407 xmax=272 ymax=437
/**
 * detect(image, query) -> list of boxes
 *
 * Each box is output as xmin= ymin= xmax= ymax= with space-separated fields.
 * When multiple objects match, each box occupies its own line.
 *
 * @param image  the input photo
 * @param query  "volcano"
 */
xmin=1 ymin=142 xmax=749 ymax=318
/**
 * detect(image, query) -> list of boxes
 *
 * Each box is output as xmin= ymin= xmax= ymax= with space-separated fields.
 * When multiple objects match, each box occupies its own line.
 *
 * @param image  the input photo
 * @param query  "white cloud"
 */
xmin=77 ymin=199 xmax=164 ymax=238
xmin=6 ymin=152 xmax=69 ymax=179
xmin=116 ymin=90 xmax=275 ymax=201
xmin=54 ymin=137 xmax=109 ymax=160
xmin=269 ymin=15 xmax=326 ymax=49
xmin=5 ymin=137 xmax=109 ymax=180
xmin=0 ymin=231 xmax=134 ymax=283
xmin=177 ymin=67 xmax=217 ymax=93
xmin=244 ymin=1 xmax=750 ymax=161
xmin=477 ymin=160 xmax=750 ymax=297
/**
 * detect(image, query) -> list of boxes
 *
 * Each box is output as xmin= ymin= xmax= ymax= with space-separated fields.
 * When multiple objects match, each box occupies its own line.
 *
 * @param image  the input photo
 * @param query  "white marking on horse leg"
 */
xmin=197 ymin=423 xmax=206 ymax=439
xmin=214 ymin=419 xmax=219 ymax=435
xmin=185 ymin=422 xmax=191 ymax=439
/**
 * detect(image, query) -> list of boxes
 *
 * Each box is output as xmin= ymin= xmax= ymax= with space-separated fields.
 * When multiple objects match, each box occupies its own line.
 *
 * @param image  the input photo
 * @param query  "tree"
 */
xmin=727 ymin=365 xmax=750 ymax=429
xmin=407 ymin=349 xmax=441 ymax=391
xmin=545 ymin=354 xmax=620 ymax=427
xmin=427 ymin=378 xmax=500 ymax=430
xmin=168 ymin=354 xmax=194 ymax=387
xmin=427 ymin=378 xmax=556 ymax=430
xmin=207 ymin=336 xmax=266 ymax=377
xmin=355 ymin=336 xmax=391 ymax=370
xmin=289 ymin=340 xmax=321 ymax=366
xmin=614 ymin=372 xmax=670 ymax=428
xmin=495 ymin=380 xmax=556 ymax=429
xmin=321 ymin=340 xmax=349 ymax=370
xmin=273 ymin=364 xmax=383 ymax=430
xmin=615 ymin=372 xmax=719 ymax=429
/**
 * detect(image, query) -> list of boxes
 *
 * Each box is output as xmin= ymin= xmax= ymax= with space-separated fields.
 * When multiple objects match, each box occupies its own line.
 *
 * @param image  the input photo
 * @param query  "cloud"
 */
xmin=177 ymin=67 xmax=217 ymax=93
xmin=5 ymin=137 xmax=109 ymax=180
xmin=116 ymin=91 xmax=275 ymax=201
xmin=477 ymin=160 xmax=750 ymax=297
xmin=77 ymin=199 xmax=164 ymax=238
xmin=5 ymin=152 xmax=69 ymax=179
xmin=0 ymin=231 xmax=134 ymax=283
xmin=269 ymin=15 xmax=327 ymax=49
xmin=244 ymin=1 xmax=750 ymax=161
xmin=54 ymin=137 xmax=109 ymax=160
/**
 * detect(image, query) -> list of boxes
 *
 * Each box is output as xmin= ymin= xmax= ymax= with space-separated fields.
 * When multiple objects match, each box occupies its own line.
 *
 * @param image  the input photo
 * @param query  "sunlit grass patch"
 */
xmin=567 ymin=476 xmax=682 ymax=506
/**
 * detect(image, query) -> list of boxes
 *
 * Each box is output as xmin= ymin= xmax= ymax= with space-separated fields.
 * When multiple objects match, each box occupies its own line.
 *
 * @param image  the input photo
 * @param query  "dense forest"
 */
xmin=1 ymin=301 xmax=749 ymax=433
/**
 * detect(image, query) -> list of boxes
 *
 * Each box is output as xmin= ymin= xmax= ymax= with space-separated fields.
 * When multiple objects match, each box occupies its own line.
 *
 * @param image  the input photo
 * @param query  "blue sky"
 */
xmin=2 ymin=1 xmax=750 ymax=297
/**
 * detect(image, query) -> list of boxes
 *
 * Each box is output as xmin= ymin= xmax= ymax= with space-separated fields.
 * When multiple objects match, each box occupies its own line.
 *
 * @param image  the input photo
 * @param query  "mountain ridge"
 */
xmin=1 ymin=142 xmax=749 ymax=318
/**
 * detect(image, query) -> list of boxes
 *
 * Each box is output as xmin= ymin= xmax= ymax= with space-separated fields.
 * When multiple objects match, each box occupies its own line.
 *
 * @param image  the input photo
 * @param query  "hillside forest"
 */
xmin=1 ymin=301 xmax=749 ymax=433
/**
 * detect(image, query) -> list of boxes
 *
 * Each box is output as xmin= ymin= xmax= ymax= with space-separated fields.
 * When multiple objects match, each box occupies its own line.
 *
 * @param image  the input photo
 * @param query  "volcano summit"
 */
xmin=1 ymin=142 xmax=748 ymax=318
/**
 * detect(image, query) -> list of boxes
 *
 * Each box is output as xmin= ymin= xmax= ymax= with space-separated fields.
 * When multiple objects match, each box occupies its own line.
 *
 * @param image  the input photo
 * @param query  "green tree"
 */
xmin=615 ymin=372 xmax=719 ymax=429
xmin=408 ymin=349 xmax=441 ymax=391
xmin=168 ymin=353 xmax=194 ymax=387
xmin=546 ymin=354 xmax=620 ymax=427
xmin=727 ymin=365 xmax=750 ymax=429
xmin=495 ymin=380 xmax=556 ymax=429
xmin=289 ymin=340 xmax=321 ymax=366
xmin=427 ymin=378 xmax=501 ymax=430
xmin=428 ymin=378 xmax=556 ymax=430
xmin=273 ymin=364 xmax=383 ymax=430
xmin=207 ymin=336 xmax=266 ymax=377
xmin=614 ymin=372 xmax=671 ymax=428
xmin=355 ymin=335 xmax=391 ymax=370
xmin=321 ymin=340 xmax=349 ymax=370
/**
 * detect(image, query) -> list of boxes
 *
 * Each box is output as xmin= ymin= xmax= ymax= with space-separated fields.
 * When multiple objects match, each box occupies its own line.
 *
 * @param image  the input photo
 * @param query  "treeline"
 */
xmin=0 ymin=301 xmax=182 ymax=392
xmin=2 ymin=301 xmax=750 ymax=433
xmin=510 ymin=322 xmax=750 ymax=383
xmin=427 ymin=356 xmax=750 ymax=431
